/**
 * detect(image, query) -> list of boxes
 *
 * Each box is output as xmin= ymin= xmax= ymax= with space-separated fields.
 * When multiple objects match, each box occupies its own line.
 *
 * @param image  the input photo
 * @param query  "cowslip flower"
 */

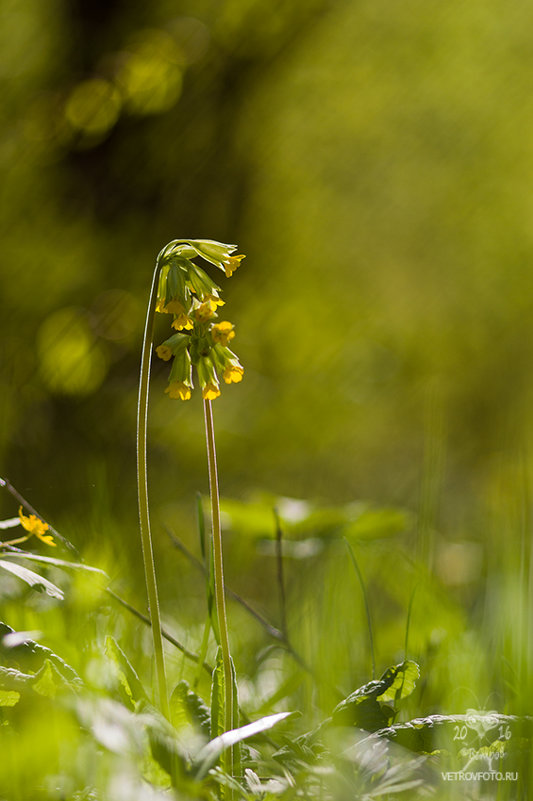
xmin=156 ymin=344 xmax=173 ymax=361
xmin=165 ymin=381 xmax=192 ymax=400
xmin=223 ymin=363 xmax=244 ymax=384
xmin=18 ymin=507 xmax=56 ymax=547
xmin=181 ymin=240 xmax=245 ymax=278
xmin=211 ymin=321 xmax=235 ymax=347
xmin=197 ymin=355 xmax=221 ymax=400
xmin=223 ymin=254 xmax=245 ymax=278
xmin=194 ymin=298 xmax=218 ymax=322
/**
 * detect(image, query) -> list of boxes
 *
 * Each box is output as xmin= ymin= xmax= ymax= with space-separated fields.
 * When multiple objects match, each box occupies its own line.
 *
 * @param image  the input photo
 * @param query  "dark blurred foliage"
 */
xmin=2 ymin=0 xmax=533 ymax=580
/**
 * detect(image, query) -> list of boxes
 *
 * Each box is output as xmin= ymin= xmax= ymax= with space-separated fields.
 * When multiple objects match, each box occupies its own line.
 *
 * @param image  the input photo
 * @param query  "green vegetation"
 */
xmin=2 ymin=1 xmax=533 ymax=797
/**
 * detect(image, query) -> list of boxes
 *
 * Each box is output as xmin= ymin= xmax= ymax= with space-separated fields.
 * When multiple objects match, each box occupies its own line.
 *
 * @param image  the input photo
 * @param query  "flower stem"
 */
xmin=137 ymin=260 xmax=169 ymax=718
xmin=203 ymin=398 xmax=234 ymax=760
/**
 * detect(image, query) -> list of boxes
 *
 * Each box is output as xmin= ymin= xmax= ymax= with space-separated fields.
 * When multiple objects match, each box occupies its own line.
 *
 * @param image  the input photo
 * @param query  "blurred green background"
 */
xmin=2 ymin=0 xmax=533 ymax=692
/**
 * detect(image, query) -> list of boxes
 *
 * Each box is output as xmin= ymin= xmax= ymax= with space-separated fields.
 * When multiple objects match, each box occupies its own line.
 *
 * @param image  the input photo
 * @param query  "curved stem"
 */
xmin=203 ymin=399 xmax=234 ymax=757
xmin=137 ymin=260 xmax=169 ymax=718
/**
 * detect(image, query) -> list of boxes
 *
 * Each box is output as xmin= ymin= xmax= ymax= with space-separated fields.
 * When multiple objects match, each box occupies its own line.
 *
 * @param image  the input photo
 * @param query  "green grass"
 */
xmin=1 ymin=481 xmax=532 ymax=800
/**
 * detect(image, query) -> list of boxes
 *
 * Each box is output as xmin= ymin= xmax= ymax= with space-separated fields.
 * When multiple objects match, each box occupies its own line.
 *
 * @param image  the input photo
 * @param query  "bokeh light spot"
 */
xmin=65 ymin=78 xmax=121 ymax=136
xmin=38 ymin=307 xmax=108 ymax=395
xmin=115 ymin=29 xmax=183 ymax=115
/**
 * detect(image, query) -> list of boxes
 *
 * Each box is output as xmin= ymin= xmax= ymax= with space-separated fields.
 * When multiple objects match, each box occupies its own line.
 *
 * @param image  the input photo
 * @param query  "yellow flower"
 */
xmin=224 ymin=254 xmax=245 ymax=278
xmin=223 ymin=364 xmax=244 ymax=384
xmin=205 ymin=293 xmax=225 ymax=307
xmin=156 ymin=344 xmax=173 ymax=361
xmin=212 ymin=321 xmax=235 ymax=347
xmin=171 ymin=313 xmax=194 ymax=330
xmin=202 ymin=382 xmax=221 ymax=400
xmin=18 ymin=507 xmax=56 ymax=547
xmin=157 ymin=299 xmax=186 ymax=315
xmin=194 ymin=299 xmax=218 ymax=322
xmin=165 ymin=381 xmax=192 ymax=400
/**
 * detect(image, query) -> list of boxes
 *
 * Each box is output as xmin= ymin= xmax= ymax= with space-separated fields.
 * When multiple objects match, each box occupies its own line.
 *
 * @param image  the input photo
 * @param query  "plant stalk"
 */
xmin=137 ymin=260 xmax=169 ymax=718
xmin=203 ymin=398 xmax=234 ymax=759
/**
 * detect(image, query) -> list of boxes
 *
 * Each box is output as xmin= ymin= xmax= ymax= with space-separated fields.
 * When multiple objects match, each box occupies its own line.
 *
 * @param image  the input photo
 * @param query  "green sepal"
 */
xmin=166 ymin=261 xmax=188 ymax=305
xmin=169 ymin=346 xmax=192 ymax=383
xmin=160 ymin=332 xmax=189 ymax=353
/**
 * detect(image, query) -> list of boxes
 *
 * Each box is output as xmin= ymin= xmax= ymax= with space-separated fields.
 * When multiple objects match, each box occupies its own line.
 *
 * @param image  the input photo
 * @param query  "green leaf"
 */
xmin=0 ymin=659 xmax=76 ymax=697
xmin=140 ymin=703 xmax=191 ymax=788
xmin=0 ymin=551 xmax=108 ymax=577
xmin=0 ymin=621 xmax=81 ymax=685
xmin=105 ymin=636 xmax=147 ymax=709
xmin=210 ymin=646 xmax=224 ymax=740
xmin=32 ymin=659 xmax=62 ymax=698
xmin=193 ymin=712 xmax=293 ymax=780
xmin=0 ymin=559 xmax=64 ymax=599
xmin=378 ymin=660 xmax=420 ymax=704
xmin=230 ymin=655 xmax=242 ymax=778
xmin=0 ymin=517 xmax=20 ymax=529
xmin=76 ymin=697 xmax=146 ymax=757
xmin=360 ymin=713 xmax=533 ymax=755
xmin=331 ymin=661 xmax=420 ymax=730
xmin=0 ymin=689 xmax=20 ymax=706
xmin=170 ymin=679 xmax=211 ymax=737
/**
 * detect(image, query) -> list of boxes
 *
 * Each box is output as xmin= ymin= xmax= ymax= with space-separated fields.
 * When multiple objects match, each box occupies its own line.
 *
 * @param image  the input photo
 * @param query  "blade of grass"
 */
xmin=344 ymin=538 xmax=376 ymax=679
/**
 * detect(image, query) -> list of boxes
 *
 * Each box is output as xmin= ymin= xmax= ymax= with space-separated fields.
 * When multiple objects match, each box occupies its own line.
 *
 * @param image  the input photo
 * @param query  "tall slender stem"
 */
xmin=203 ymin=399 xmax=234 ymax=754
xmin=137 ymin=260 xmax=169 ymax=718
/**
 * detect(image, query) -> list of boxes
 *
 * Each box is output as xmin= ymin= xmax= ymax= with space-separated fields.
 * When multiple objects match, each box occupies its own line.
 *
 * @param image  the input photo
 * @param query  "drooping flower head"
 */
xmin=154 ymin=239 xmax=245 ymax=401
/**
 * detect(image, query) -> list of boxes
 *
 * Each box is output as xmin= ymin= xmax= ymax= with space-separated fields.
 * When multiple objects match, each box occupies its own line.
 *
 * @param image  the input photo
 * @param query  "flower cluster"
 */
xmin=154 ymin=239 xmax=245 ymax=400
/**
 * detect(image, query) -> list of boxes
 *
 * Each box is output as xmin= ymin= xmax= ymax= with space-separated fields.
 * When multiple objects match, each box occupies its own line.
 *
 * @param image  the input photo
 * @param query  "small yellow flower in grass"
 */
xmin=212 ymin=321 xmax=235 ymax=347
xmin=18 ymin=507 xmax=56 ymax=547
xmin=224 ymin=254 xmax=245 ymax=278
xmin=156 ymin=344 xmax=173 ymax=361
xmin=165 ymin=381 xmax=192 ymax=400
xmin=223 ymin=363 xmax=244 ymax=384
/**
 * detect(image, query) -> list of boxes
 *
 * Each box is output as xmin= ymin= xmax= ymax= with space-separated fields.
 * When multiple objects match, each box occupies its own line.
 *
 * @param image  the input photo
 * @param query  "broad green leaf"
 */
xmin=358 ymin=713 xmax=533 ymax=755
xmin=0 ymin=559 xmax=64 ymax=599
xmin=32 ymin=659 xmax=62 ymax=698
xmin=139 ymin=703 xmax=190 ymax=788
xmin=170 ymin=679 xmax=210 ymax=737
xmin=105 ymin=636 xmax=147 ymax=709
xmin=0 ymin=689 xmax=20 ymax=706
xmin=378 ymin=661 xmax=420 ymax=704
xmin=0 ymin=666 xmax=34 ymax=690
xmin=0 ymin=659 xmax=76 ymax=697
xmin=331 ymin=661 xmax=420 ymax=730
xmin=0 ymin=621 xmax=81 ymax=685
xmin=194 ymin=712 xmax=293 ymax=780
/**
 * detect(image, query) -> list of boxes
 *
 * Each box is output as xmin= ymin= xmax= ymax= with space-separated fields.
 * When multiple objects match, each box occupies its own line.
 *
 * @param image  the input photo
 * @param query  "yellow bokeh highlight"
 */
xmin=37 ymin=307 xmax=108 ymax=395
xmin=65 ymin=78 xmax=121 ymax=136
xmin=115 ymin=29 xmax=183 ymax=115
